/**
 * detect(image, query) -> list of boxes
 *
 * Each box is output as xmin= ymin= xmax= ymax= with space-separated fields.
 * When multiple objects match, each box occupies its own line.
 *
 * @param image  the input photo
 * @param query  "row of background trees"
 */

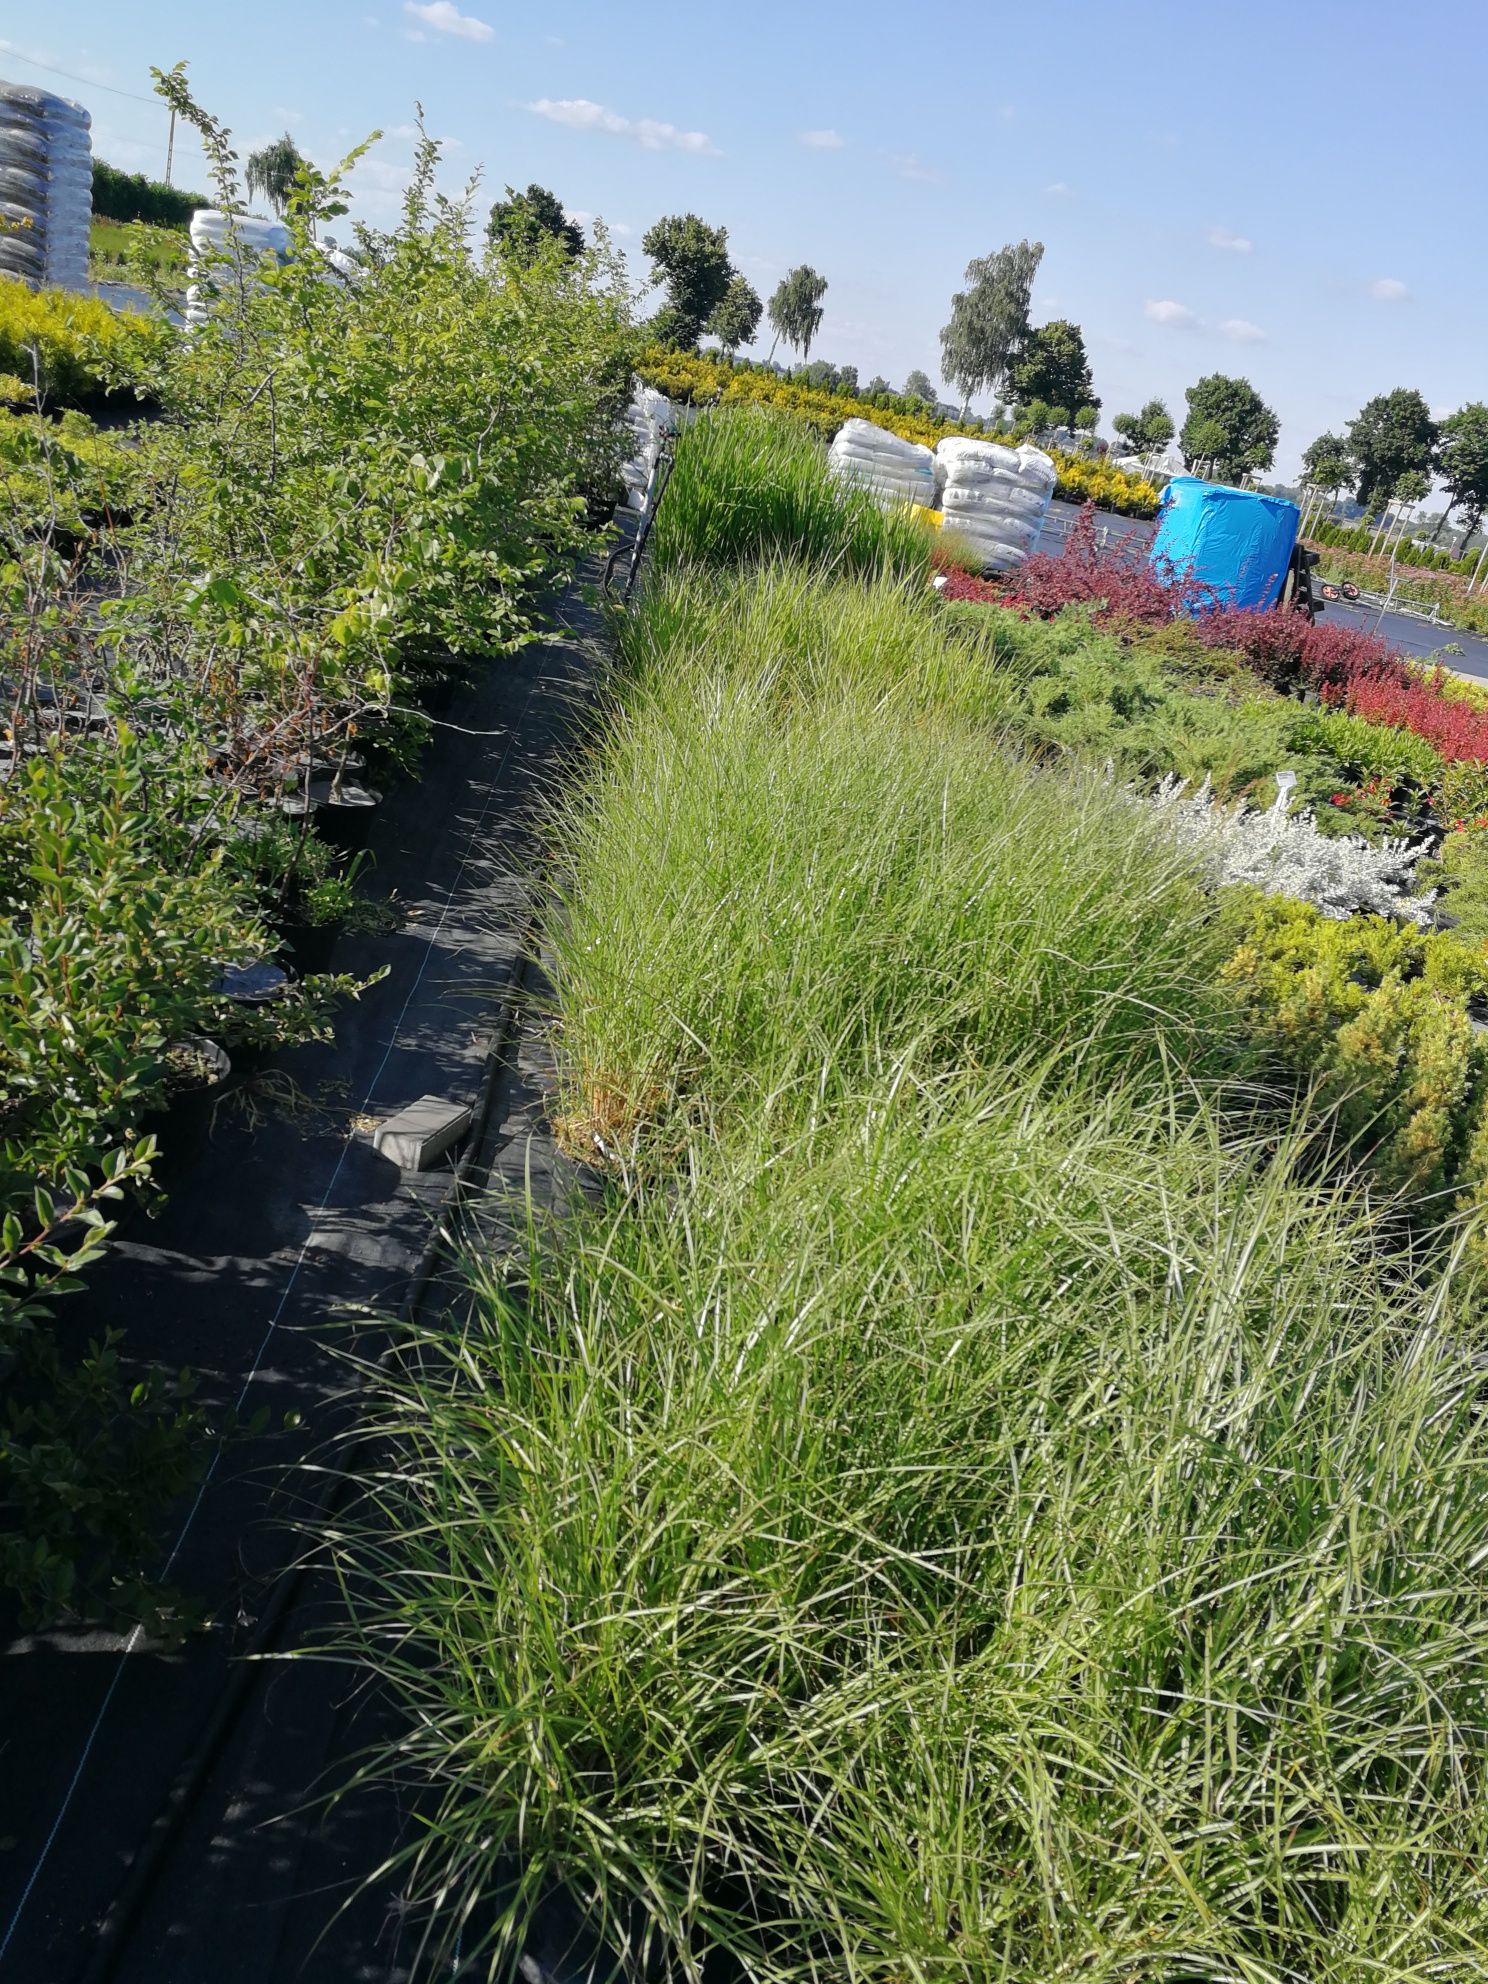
xmin=115 ymin=146 xmax=1487 ymax=541
xmin=1300 ymin=393 xmax=1488 ymax=544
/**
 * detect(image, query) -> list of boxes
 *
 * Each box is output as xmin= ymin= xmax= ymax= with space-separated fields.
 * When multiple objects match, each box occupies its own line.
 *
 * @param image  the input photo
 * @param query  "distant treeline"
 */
xmin=92 ymin=159 xmax=206 ymax=229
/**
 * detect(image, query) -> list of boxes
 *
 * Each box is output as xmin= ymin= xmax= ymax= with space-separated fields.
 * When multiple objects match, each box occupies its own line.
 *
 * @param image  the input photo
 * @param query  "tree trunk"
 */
xmin=1431 ymin=501 xmax=1453 ymax=543
xmin=767 ymin=331 xmax=779 ymax=363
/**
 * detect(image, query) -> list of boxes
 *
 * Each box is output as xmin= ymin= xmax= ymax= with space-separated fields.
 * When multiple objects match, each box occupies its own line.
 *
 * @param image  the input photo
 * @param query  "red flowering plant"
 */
xmin=1319 ymin=775 xmax=1396 ymax=833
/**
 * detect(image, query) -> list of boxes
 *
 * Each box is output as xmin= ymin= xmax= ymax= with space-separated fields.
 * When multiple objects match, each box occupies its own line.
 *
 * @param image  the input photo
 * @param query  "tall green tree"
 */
xmin=1345 ymin=388 xmax=1436 ymax=513
xmin=487 ymin=183 xmax=583 ymax=261
xmin=706 ymin=273 xmax=762 ymax=357
xmin=1300 ymin=430 xmax=1352 ymax=501
xmin=938 ymin=238 xmax=1043 ymax=416
xmin=1112 ymin=399 xmax=1175 ymax=454
xmin=766 ymin=265 xmax=828 ymax=363
xmin=864 ymin=374 xmax=891 ymax=396
xmin=1435 ymin=403 xmax=1488 ymax=540
xmin=245 ymin=133 xmax=308 ymax=216
xmin=642 ymin=213 xmax=734 ymax=349
xmin=1394 ymin=468 xmax=1431 ymax=511
xmin=1007 ymin=319 xmax=1098 ymax=426
xmin=903 ymin=368 xmax=936 ymax=404
xmin=1179 ymin=374 xmax=1279 ymax=480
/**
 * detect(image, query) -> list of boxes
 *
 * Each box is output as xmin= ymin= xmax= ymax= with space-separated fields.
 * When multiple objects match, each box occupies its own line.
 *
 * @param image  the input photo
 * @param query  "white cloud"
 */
xmin=1207 ymin=225 xmax=1252 ymax=252
xmin=357 ymin=158 xmax=413 ymax=194
xmin=527 ymin=97 xmax=719 ymax=154
xmin=273 ymin=107 xmax=304 ymax=126
xmin=403 ymin=0 xmax=493 ymax=41
xmin=800 ymin=128 xmax=844 ymax=150
xmin=893 ymin=151 xmax=938 ymax=182
xmin=1045 ymin=180 xmax=1071 ymax=196
xmin=566 ymin=208 xmax=633 ymax=238
xmin=1220 ymin=317 xmax=1266 ymax=343
xmin=1371 ymin=276 xmax=1409 ymax=302
xmin=1145 ymin=298 xmax=1199 ymax=327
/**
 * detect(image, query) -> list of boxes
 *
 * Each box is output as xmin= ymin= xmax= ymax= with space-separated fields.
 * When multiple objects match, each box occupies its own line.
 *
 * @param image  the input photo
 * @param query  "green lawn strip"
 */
xmin=88 ymin=216 xmax=189 ymax=278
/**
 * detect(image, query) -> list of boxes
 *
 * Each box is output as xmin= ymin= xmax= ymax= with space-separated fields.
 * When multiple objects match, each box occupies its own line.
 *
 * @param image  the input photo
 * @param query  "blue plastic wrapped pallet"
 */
xmin=1148 ymin=476 xmax=1300 ymax=611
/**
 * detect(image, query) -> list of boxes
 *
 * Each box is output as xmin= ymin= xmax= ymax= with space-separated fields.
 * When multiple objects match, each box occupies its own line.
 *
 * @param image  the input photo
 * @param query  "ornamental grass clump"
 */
xmin=551 ymin=632 xmax=1231 ymax=1157
xmin=343 ymin=558 xmax=1488 ymax=1978
xmin=351 ymin=1085 xmax=1488 ymax=1981
xmin=651 ymin=404 xmax=934 ymax=580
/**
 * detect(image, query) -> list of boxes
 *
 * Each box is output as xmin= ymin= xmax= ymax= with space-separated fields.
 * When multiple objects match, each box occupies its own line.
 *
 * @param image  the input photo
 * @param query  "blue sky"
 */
xmin=4 ymin=0 xmax=1480 ymax=479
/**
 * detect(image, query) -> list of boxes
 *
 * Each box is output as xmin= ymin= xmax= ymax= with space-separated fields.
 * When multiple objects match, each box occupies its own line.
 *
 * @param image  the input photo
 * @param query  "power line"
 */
xmin=0 ymin=44 xmax=160 ymax=106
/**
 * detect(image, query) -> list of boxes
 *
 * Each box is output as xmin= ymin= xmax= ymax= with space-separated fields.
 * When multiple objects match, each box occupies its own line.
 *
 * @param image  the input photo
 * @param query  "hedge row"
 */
xmin=1308 ymin=515 xmax=1477 ymax=576
xmin=91 ymin=158 xmax=205 ymax=230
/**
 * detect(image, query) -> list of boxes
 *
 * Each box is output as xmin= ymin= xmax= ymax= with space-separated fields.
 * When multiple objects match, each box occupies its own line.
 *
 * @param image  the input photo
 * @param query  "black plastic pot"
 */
xmin=411 ymin=669 xmax=457 ymax=716
xmin=308 ymin=779 xmax=383 ymax=857
xmin=149 ymin=1036 xmax=232 ymax=1179
xmin=278 ymin=909 xmax=342 ymax=977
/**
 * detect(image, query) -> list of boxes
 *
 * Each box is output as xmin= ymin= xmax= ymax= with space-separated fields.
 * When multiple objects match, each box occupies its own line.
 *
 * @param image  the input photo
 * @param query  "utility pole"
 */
xmin=164 ymin=104 xmax=176 ymax=187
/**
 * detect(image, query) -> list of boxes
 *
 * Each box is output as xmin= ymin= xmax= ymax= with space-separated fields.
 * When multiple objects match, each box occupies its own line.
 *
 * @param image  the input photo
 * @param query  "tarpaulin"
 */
xmin=1149 ymin=476 xmax=1300 ymax=611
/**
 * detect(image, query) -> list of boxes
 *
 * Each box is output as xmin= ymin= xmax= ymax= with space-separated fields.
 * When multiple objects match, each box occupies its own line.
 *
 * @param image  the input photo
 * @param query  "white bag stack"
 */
xmin=828 ymin=417 xmax=937 ymax=509
xmin=620 ymin=384 xmax=674 ymax=509
xmin=183 ymin=209 xmax=291 ymax=329
xmin=0 ymin=80 xmax=92 ymax=293
xmin=934 ymin=437 xmax=1056 ymax=572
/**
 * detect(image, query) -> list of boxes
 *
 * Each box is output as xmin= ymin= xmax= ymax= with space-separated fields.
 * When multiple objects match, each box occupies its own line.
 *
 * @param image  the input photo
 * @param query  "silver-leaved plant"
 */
xmin=1148 ymin=774 xmax=1436 ymax=926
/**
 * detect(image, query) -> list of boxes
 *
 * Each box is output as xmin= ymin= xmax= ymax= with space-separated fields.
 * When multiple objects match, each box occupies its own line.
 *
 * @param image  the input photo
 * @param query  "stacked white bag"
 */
xmin=934 ymin=437 xmax=1056 ymax=572
xmin=183 ymin=208 xmax=290 ymax=329
xmin=0 ymin=81 xmax=92 ymax=293
xmin=620 ymin=384 xmax=673 ymax=509
xmin=828 ymin=417 xmax=937 ymax=509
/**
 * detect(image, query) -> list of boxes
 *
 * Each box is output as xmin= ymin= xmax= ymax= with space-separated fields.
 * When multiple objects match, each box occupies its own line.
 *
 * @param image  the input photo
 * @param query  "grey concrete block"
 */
xmin=373 ymin=1094 xmax=471 ymax=1171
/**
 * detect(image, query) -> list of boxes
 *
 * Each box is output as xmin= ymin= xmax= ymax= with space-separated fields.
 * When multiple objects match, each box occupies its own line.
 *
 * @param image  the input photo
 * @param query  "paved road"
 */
xmin=1034 ymin=499 xmax=1488 ymax=682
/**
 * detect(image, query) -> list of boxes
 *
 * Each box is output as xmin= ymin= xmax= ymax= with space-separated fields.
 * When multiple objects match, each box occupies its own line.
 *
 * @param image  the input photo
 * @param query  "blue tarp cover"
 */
xmin=1149 ymin=476 xmax=1300 ymax=611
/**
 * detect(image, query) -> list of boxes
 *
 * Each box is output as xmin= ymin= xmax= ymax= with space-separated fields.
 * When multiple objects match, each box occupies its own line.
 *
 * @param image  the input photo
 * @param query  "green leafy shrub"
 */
xmin=0 ymin=736 xmax=354 ymax=1193
xmin=0 ymin=408 xmax=138 ymax=544
xmin=1283 ymin=705 xmax=1444 ymax=789
xmin=0 ymin=71 xmax=639 ymax=1624
xmin=1436 ymin=758 xmax=1488 ymax=828
xmin=120 ymin=83 xmax=634 ymax=741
